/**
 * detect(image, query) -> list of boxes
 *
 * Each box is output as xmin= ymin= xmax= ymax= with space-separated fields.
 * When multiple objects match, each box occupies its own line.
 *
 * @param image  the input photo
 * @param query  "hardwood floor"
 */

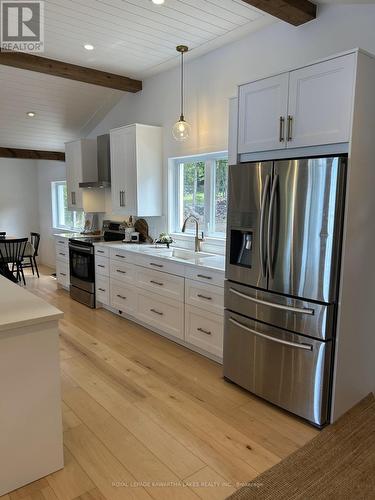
xmin=2 ymin=267 xmax=318 ymax=500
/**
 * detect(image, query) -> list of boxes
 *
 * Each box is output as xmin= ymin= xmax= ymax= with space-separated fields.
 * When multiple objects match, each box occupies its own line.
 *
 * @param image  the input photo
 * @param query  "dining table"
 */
xmin=0 ymin=236 xmax=34 ymax=283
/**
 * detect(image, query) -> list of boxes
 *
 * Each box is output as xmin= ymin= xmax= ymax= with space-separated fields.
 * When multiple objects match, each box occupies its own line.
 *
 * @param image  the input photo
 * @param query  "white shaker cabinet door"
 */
xmin=110 ymin=126 xmax=137 ymax=215
xmin=238 ymin=73 xmax=289 ymax=154
xmin=287 ymin=54 xmax=356 ymax=148
xmin=65 ymin=140 xmax=83 ymax=210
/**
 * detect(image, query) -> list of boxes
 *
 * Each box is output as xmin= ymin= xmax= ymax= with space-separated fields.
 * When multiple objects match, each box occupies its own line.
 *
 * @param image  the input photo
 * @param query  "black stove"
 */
xmin=69 ymin=235 xmax=104 ymax=246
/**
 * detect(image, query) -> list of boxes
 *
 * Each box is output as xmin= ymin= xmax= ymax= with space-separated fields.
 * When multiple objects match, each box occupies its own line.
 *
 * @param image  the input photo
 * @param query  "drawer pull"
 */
xmin=197 ymin=327 xmax=211 ymax=335
xmin=98 ymin=288 xmax=106 ymax=292
xmin=59 ymin=272 xmax=66 ymax=277
xmin=150 ymin=308 xmax=163 ymax=316
xmin=150 ymin=262 xmax=163 ymax=268
xmin=59 ymin=252 xmax=66 ymax=256
xmin=97 ymin=250 xmax=105 ymax=254
xmin=197 ymin=274 xmax=212 ymax=280
xmin=115 ymin=254 xmax=126 ymax=259
xmin=58 ymin=240 xmax=65 ymax=244
xmin=117 ymin=294 xmax=127 ymax=300
xmin=197 ymin=294 xmax=212 ymax=301
xmin=116 ymin=269 xmax=126 ymax=274
xmin=150 ymin=280 xmax=163 ymax=286
xmin=97 ymin=264 xmax=105 ymax=268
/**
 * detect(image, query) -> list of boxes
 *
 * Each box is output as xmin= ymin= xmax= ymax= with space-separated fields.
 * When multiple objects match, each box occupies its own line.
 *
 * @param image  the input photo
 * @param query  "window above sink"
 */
xmin=168 ymin=152 xmax=228 ymax=241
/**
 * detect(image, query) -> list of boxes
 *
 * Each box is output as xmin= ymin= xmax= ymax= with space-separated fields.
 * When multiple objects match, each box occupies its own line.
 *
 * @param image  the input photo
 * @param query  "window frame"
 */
xmin=51 ymin=181 xmax=84 ymax=232
xmin=168 ymin=151 xmax=228 ymax=240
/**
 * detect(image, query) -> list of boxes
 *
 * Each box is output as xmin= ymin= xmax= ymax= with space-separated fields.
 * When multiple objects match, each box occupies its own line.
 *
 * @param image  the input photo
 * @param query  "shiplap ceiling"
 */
xmin=0 ymin=0 xmax=276 ymax=151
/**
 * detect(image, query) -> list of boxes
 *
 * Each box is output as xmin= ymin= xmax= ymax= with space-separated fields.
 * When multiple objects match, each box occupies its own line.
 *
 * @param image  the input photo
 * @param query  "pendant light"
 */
xmin=172 ymin=45 xmax=191 ymax=141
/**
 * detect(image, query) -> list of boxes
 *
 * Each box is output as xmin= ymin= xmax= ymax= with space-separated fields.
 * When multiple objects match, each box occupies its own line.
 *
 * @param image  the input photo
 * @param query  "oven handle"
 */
xmin=228 ymin=318 xmax=313 ymax=351
xmin=229 ymin=288 xmax=314 ymax=315
xmin=69 ymin=244 xmax=94 ymax=255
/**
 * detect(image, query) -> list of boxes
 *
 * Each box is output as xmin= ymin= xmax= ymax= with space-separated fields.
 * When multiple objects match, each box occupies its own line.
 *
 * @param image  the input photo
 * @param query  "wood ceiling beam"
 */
xmin=241 ymin=0 xmax=316 ymax=26
xmin=0 ymin=147 xmax=65 ymax=161
xmin=0 ymin=51 xmax=142 ymax=93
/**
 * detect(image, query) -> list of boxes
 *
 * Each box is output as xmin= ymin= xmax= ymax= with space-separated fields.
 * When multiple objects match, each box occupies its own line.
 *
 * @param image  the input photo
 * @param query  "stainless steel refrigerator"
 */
xmin=224 ymin=156 xmax=347 ymax=426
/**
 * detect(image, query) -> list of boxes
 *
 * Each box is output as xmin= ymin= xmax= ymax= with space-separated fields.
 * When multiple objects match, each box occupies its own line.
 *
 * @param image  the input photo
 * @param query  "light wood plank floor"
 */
xmin=2 ymin=267 xmax=318 ymax=500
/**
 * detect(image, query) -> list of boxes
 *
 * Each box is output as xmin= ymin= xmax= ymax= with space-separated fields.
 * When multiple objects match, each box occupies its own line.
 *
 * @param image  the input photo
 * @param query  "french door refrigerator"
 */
xmin=224 ymin=156 xmax=347 ymax=426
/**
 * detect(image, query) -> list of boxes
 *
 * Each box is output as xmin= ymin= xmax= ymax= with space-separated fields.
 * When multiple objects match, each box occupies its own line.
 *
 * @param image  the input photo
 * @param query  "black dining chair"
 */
xmin=0 ymin=238 xmax=28 ymax=284
xmin=0 ymin=232 xmax=6 ymax=239
xmin=22 ymin=232 xmax=41 ymax=278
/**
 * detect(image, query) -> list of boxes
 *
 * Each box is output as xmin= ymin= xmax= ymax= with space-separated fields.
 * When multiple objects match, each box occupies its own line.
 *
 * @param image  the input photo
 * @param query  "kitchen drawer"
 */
xmin=137 ymin=289 xmax=184 ymax=340
xmin=110 ymin=279 xmax=137 ymax=316
xmin=95 ymin=255 xmax=110 ymax=277
xmin=55 ymin=237 xmax=69 ymax=247
xmin=185 ymin=279 xmax=224 ymax=315
xmin=137 ymin=255 xmax=184 ymax=277
xmin=95 ymin=245 xmax=110 ymax=258
xmin=110 ymin=247 xmax=134 ymax=263
xmin=185 ymin=305 xmax=223 ymax=358
xmin=96 ymin=276 xmax=110 ymax=306
xmin=56 ymin=260 xmax=69 ymax=288
xmin=136 ymin=267 xmax=184 ymax=302
xmin=56 ymin=243 xmax=69 ymax=262
xmin=110 ymin=260 xmax=136 ymax=284
xmin=185 ymin=266 xmax=224 ymax=287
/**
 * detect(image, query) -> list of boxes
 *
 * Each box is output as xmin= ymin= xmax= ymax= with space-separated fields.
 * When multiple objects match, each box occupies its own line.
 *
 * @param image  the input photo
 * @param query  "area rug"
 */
xmin=228 ymin=393 xmax=375 ymax=499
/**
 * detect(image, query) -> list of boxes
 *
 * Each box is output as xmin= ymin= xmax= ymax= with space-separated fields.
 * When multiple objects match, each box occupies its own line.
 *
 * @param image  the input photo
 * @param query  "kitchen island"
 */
xmin=0 ymin=276 xmax=64 ymax=496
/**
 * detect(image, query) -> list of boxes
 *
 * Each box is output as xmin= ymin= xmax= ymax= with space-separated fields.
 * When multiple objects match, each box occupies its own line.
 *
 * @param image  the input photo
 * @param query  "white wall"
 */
xmin=87 ymin=3 xmax=375 ymax=244
xmin=0 ymin=158 xmax=39 ymax=237
xmin=36 ymin=160 xmax=66 ymax=267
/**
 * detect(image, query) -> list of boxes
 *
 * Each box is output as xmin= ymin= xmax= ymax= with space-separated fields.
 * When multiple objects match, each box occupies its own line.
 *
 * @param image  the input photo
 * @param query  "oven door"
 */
xmin=69 ymin=243 xmax=95 ymax=293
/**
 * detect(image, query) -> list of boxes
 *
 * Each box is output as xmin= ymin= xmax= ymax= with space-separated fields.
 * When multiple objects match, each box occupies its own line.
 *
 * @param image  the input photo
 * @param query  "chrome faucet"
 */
xmin=181 ymin=214 xmax=204 ymax=252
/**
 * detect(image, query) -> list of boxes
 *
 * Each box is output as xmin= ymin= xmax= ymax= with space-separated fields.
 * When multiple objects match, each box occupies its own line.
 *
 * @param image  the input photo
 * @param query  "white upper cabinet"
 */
xmin=65 ymin=139 xmax=97 ymax=211
xmin=238 ymin=73 xmax=289 ymax=154
xmin=110 ymin=124 xmax=163 ymax=217
xmin=287 ymin=54 xmax=356 ymax=148
xmin=237 ymin=53 xmax=356 ymax=155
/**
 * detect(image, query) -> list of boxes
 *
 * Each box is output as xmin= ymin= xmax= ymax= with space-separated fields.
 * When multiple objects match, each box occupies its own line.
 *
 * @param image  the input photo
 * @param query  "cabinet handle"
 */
xmin=97 ymin=250 xmax=104 ymax=254
xmin=97 ymin=264 xmax=105 ymax=268
xmin=287 ymin=115 xmax=293 ymax=141
xmin=59 ymin=252 xmax=66 ymax=256
xmin=119 ymin=190 xmax=126 ymax=207
xmin=58 ymin=240 xmax=64 ymax=244
xmin=197 ymin=294 xmax=212 ymax=301
xmin=71 ymin=192 xmax=74 ymax=205
xmin=116 ymin=269 xmax=126 ymax=274
xmin=150 ymin=280 xmax=164 ymax=286
xmin=150 ymin=262 xmax=163 ymax=268
xmin=117 ymin=294 xmax=127 ymax=300
xmin=197 ymin=327 xmax=212 ymax=335
xmin=60 ymin=272 xmax=66 ymax=277
xmin=197 ymin=274 xmax=212 ymax=280
xmin=98 ymin=288 xmax=106 ymax=292
xmin=279 ymin=116 xmax=285 ymax=142
xmin=115 ymin=254 xmax=125 ymax=259
xmin=150 ymin=308 xmax=163 ymax=316
xmin=119 ymin=191 xmax=122 ymax=207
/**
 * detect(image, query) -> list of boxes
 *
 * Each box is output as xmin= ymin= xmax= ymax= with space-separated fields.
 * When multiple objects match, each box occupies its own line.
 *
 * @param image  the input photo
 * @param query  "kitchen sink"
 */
xmin=144 ymin=247 xmax=216 ymax=262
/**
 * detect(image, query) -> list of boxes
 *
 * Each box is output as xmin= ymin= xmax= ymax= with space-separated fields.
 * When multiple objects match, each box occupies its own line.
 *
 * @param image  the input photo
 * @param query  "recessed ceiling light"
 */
xmin=151 ymin=0 xmax=165 ymax=4
xmin=26 ymin=111 xmax=36 ymax=118
xmin=84 ymin=44 xmax=94 ymax=51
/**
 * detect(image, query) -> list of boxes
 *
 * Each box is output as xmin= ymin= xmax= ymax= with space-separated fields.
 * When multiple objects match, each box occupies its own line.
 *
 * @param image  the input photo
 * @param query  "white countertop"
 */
xmin=95 ymin=242 xmax=226 ymax=272
xmin=0 ymin=276 xmax=63 ymax=332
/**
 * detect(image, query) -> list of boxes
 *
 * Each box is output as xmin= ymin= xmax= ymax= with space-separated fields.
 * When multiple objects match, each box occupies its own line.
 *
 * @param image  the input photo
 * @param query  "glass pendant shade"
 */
xmin=172 ymin=115 xmax=191 ymax=141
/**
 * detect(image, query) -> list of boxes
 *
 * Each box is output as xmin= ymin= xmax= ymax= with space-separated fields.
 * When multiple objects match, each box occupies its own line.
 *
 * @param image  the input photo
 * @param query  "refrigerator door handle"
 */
xmin=229 ymin=287 xmax=315 ymax=315
xmin=267 ymin=173 xmax=279 ymax=279
xmin=228 ymin=318 xmax=313 ymax=351
xmin=259 ymin=174 xmax=270 ymax=278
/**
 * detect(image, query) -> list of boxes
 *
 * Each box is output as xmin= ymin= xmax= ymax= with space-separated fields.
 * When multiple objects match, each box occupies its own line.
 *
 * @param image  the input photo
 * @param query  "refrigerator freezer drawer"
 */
xmin=225 ymin=280 xmax=335 ymax=340
xmin=223 ymin=311 xmax=332 ymax=426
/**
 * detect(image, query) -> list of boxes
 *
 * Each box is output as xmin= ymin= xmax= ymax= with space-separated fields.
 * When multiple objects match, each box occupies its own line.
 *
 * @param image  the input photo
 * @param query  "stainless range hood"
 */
xmin=79 ymin=134 xmax=111 ymax=189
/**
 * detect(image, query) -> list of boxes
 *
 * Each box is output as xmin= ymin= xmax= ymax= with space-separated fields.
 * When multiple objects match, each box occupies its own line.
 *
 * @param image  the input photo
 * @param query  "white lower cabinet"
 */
xmin=185 ymin=305 xmax=224 ymax=358
xmin=110 ymin=279 xmax=137 ymax=316
xmin=136 ymin=267 xmax=184 ymax=302
xmin=96 ymin=276 xmax=110 ymax=306
xmin=56 ymin=260 xmax=69 ymax=288
xmin=136 ymin=288 xmax=184 ymax=340
xmin=185 ymin=279 xmax=224 ymax=316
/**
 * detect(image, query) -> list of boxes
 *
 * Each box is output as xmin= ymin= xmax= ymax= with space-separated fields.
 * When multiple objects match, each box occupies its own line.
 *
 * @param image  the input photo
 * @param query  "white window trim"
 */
xmin=168 ymin=151 xmax=228 ymax=242
xmin=51 ymin=181 xmax=84 ymax=232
